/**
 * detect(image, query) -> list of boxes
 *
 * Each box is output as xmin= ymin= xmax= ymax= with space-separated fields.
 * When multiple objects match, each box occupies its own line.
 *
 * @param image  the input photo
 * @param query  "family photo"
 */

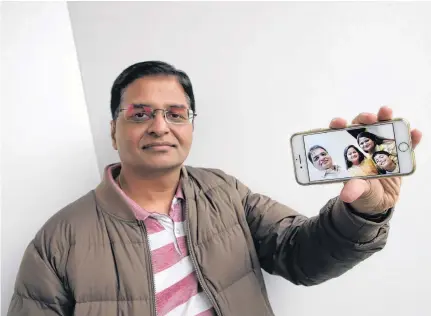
xmin=305 ymin=123 xmax=400 ymax=181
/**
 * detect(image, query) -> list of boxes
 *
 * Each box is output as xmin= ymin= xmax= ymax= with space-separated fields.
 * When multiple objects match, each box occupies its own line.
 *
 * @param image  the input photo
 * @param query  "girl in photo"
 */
xmin=344 ymin=145 xmax=379 ymax=177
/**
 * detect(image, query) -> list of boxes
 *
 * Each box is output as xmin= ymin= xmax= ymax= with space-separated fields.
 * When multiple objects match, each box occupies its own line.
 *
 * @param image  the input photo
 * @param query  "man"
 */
xmin=373 ymin=150 xmax=400 ymax=174
xmin=8 ymin=61 xmax=422 ymax=316
xmin=308 ymin=145 xmax=350 ymax=179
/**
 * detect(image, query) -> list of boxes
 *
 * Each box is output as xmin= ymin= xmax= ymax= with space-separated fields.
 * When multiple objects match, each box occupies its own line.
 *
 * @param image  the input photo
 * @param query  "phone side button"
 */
xmin=398 ymin=142 xmax=409 ymax=152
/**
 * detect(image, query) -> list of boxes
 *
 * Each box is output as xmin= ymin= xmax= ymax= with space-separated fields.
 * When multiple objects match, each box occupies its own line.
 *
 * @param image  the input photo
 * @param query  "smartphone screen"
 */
xmin=303 ymin=122 xmax=401 ymax=182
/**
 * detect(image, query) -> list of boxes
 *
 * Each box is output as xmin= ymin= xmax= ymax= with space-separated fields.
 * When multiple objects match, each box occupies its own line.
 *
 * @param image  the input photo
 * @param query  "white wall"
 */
xmin=0 ymin=2 xmax=101 ymax=314
xmin=2 ymin=2 xmax=430 ymax=315
xmin=68 ymin=2 xmax=431 ymax=315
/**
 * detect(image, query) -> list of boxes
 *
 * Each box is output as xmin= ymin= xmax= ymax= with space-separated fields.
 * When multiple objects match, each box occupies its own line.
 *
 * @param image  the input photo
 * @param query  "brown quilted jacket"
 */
xmin=8 ymin=164 xmax=391 ymax=315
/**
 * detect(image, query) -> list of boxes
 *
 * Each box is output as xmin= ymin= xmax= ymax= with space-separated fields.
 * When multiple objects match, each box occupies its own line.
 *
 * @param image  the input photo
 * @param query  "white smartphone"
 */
xmin=290 ymin=118 xmax=416 ymax=185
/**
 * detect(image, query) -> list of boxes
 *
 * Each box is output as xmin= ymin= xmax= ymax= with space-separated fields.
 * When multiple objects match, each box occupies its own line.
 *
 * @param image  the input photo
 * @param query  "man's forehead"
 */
xmin=311 ymin=148 xmax=326 ymax=157
xmin=122 ymin=76 xmax=188 ymax=104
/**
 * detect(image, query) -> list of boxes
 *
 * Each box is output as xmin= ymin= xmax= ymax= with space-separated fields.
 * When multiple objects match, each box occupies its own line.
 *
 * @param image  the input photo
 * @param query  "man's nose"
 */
xmin=147 ymin=111 xmax=169 ymax=136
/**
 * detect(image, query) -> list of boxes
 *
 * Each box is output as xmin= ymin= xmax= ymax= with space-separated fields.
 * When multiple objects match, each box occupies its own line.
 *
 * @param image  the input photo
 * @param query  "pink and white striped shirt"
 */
xmin=108 ymin=166 xmax=215 ymax=316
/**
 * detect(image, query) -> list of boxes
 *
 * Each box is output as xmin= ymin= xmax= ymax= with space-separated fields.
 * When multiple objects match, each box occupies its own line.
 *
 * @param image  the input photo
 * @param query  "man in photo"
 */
xmin=308 ymin=145 xmax=350 ymax=179
xmin=372 ymin=151 xmax=400 ymax=174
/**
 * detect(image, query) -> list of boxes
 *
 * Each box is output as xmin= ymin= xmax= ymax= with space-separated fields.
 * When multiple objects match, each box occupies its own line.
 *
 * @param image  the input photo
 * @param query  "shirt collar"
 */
xmin=324 ymin=165 xmax=340 ymax=176
xmin=95 ymin=163 xmax=185 ymax=221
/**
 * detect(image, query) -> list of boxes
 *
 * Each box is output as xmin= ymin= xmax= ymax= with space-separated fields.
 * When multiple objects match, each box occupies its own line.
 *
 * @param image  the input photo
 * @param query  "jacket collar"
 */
xmin=94 ymin=163 xmax=190 ymax=221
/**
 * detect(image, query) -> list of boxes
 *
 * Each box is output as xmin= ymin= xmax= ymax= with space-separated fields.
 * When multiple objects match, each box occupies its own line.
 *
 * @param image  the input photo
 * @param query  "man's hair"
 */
xmin=308 ymin=145 xmax=327 ymax=163
xmin=110 ymin=61 xmax=195 ymax=119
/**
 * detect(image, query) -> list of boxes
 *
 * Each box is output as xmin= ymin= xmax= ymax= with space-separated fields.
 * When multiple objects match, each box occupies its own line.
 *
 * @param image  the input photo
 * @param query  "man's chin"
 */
xmin=146 ymin=162 xmax=182 ymax=171
xmin=127 ymin=160 xmax=183 ymax=173
xmin=139 ymin=152 xmax=182 ymax=167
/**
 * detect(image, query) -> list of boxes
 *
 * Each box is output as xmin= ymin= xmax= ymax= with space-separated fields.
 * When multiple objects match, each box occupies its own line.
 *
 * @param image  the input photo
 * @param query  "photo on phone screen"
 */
xmin=304 ymin=123 xmax=400 ymax=182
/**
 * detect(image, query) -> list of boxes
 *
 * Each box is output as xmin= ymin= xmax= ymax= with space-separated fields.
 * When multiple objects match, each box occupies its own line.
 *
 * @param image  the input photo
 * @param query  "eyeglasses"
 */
xmin=118 ymin=104 xmax=197 ymax=125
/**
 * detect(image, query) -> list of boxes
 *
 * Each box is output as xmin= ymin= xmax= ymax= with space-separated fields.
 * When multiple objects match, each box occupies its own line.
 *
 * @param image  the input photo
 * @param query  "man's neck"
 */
xmin=118 ymin=165 xmax=182 ymax=210
xmin=325 ymin=165 xmax=338 ymax=174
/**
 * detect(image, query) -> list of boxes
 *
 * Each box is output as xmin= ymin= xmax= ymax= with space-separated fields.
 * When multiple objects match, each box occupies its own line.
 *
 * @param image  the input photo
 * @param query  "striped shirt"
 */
xmin=108 ymin=166 xmax=215 ymax=316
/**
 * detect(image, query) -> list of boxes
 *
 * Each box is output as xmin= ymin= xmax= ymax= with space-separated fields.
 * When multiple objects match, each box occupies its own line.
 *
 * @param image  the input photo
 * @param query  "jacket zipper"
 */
xmin=138 ymin=220 xmax=158 ymax=316
xmin=184 ymin=194 xmax=223 ymax=316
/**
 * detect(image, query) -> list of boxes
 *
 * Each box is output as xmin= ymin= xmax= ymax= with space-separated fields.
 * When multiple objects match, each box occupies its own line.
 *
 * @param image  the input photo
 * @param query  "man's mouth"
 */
xmin=142 ymin=142 xmax=176 ymax=149
xmin=320 ymin=159 xmax=329 ymax=166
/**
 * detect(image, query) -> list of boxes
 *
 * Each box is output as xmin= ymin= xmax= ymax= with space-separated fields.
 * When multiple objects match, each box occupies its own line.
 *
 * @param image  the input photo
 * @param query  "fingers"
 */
xmin=377 ymin=106 xmax=393 ymax=121
xmin=351 ymin=106 xmax=393 ymax=125
xmin=330 ymin=106 xmax=422 ymax=150
xmin=329 ymin=117 xmax=348 ymax=129
xmin=352 ymin=112 xmax=378 ymax=125
xmin=339 ymin=179 xmax=371 ymax=203
xmin=411 ymin=129 xmax=422 ymax=149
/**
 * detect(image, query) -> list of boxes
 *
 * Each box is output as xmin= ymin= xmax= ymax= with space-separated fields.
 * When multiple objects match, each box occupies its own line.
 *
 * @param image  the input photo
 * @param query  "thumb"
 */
xmin=340 ymin=179 xmax=371 ymax=203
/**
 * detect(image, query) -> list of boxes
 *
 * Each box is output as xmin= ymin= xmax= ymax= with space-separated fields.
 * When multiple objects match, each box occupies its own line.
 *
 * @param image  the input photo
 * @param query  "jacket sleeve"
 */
xmin=8 ymin=239 xmax=73 ymax=316
xmin=234 ymin=177 xmax=392 ymax=286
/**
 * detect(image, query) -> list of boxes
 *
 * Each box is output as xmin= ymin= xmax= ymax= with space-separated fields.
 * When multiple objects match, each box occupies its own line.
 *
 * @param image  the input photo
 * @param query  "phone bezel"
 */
xmin=290 ymin=118 xmax=416 ymax=186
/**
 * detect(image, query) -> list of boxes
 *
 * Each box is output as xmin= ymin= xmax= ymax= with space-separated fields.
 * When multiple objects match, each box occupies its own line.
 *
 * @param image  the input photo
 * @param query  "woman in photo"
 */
xmin=356 ymin=131 xmax=397 ymax=158
xmin=344 ymin=145 xmax=379 ymax=177
xmin=357 ymin=131 xmax=398 ymax=170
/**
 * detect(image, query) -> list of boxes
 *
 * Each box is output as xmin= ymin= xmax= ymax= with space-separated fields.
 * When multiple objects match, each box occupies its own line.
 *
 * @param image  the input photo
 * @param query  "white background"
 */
xmin=1 ymin=2 xmax=101 ymax=314
xmin=2 ymin=2 xmax=431 ymax=315
xmin=304 ymin=124 xmax=395 ymax=181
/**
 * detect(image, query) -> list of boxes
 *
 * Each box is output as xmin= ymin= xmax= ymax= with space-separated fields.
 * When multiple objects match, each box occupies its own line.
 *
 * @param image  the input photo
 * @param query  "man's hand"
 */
xmin=330 ymin=106 xmax=422 ymax=214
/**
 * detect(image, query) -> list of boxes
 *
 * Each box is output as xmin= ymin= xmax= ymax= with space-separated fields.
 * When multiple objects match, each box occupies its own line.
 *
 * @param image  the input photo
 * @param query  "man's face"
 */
xmin=374 ymin=153 xmax=393 ymax=170
xmin=111 ymin=75 xmax=193 ymax=173
xmin=310 ymin=148 xmax=333 ymax=171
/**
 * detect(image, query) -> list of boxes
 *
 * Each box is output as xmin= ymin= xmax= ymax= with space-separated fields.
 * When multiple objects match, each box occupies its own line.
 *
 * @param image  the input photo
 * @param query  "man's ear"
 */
xmin=111 ymin=120 xmax=118 ymax=150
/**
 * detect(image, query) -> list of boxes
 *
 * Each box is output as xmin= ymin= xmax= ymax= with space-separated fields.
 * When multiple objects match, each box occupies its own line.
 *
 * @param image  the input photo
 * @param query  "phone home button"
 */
xmin=398 ymin=142 xmax=409 ymax=152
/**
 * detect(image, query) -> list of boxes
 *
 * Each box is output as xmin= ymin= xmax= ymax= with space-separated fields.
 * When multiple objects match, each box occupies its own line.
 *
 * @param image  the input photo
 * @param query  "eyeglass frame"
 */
xmin=116 ymin=103 xmax=197 ymax=125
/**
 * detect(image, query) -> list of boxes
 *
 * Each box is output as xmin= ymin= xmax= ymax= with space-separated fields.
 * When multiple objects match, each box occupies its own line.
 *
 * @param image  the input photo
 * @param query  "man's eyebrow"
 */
xmin=130 ymin=102 xmax=151 ymax=107
xmin=167 ymin=104 xmax=188 ymax=108
xmin=130 ymin=103 xmax=188 ymax=108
